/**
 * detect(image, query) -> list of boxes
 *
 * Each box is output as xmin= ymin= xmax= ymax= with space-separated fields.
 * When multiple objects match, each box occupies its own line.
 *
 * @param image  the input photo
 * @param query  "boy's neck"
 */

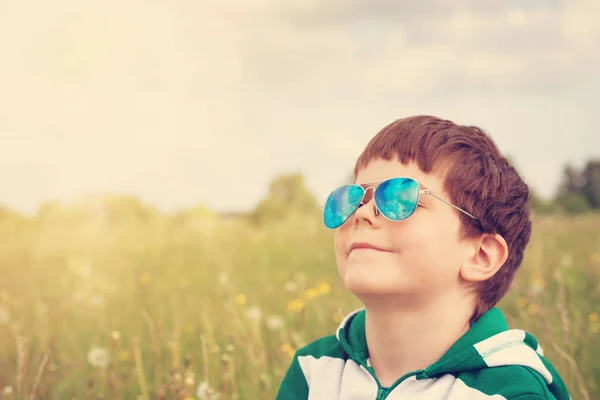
xmin=364 ymin=297 xmax=473 ymax=387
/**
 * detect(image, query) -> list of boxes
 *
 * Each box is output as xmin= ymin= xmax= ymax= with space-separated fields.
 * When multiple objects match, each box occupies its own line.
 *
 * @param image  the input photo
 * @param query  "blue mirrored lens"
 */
xmin=323 ymin=185 xmax=364 ymax=229
xmin=374 ymin=178 xmax=419 ymax=220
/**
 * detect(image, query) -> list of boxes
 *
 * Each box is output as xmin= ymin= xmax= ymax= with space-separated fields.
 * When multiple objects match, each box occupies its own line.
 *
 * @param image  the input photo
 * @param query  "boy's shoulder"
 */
xmin=295 ymin=333 xmax=348 ymax=360
xmin=453 ymin=364 xmax=558 ymax=399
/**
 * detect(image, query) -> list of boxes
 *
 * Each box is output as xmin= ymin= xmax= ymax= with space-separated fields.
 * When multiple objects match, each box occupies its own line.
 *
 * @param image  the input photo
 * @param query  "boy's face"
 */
xmin=334 ymin=158 xmax=473 ymax=305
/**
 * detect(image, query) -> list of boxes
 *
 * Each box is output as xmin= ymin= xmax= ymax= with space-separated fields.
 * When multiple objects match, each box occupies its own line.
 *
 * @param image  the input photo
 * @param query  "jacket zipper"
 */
xmin=359 ymin=360 xmax=425 ymax=400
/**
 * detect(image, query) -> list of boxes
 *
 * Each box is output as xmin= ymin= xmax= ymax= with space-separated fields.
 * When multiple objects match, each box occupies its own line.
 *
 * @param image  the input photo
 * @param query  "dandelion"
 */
xmin=185 ymin=374 xmax=195 ymax=386
xmin=184 ymin=321 xmax=196 ymax=334
xmin=560 ymin=254 xmax=572 ymax=268
xmin=305 ymin=288 xmax=319 ymax=301
xmin=318 ymin=282 xmax=331 ymax=295
xmin=529 ymin=277 xmax=545 ymax=295
xmin=118 ymin=351 xmax=130 ymax=362
xmin=2 ymin=386 xmax=13 ymax=395
xmin=245 ymin=306 xmax=262 ymax=322
xmin=89 ymin=294 xmax=104 ymax=308
xmin=284 ymin=281 xmax=299 ymax=293
xmin=79 ymin=264 xmax=92 ymax=279
xmin=589 ymin=312 xmax=598 ymax=323
xmin=287 ymin=299 xmax=305 ymax=312
xmin=516 ymin=297 xmax=527 ymax=309
xmin=332 ymin=313 xmax=343 ymax=324
xmin=140 ymin=273 xmax=151 ymax=285
xmin=217 ymin=272 xmax=230 ymax=285
xmin=226 ymin=344 xmax=234 ymax=353
xmin=235 ymin=293 xmax=247 ymax=305
xmin=294 ymin=272 xmax=307 ymax=284
xmin=71 ymin=291 xmax=85 ymax=303
xmin=266 ymin=315 xmax=284 ymax=331
xmin=0 ymin=306 xmax=10 ymax=324
xmin=280 ymin=343 xmax=295 ymax=358
xmin=111 ymin=330 xmax=121 ymax=341
xmin=87 ymin=347 xmax=110 ymax=368
xmin=196 ymin=381 xmax=220 ymax=400
xmin=527 ymin=304 xmax=538 ymax=315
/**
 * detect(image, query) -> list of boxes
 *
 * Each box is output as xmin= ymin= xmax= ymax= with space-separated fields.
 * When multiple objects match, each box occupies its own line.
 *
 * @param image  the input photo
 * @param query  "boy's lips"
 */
xmin=348 ymin=242 xmax=392 ymax=253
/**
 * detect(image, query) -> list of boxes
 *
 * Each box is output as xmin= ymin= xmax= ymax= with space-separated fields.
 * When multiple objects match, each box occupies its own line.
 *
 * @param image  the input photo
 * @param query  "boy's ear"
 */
xmin=460 ymin=233 xmax=509 ymax=283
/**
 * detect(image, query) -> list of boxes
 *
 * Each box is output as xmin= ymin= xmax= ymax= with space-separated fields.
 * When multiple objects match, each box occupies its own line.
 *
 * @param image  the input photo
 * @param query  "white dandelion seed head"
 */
xmin=560 ymin=253 xmax=573 ymax=268
xmin=217 ymin=272 xmax=230 ymax=285
xmin=87 ymin=347 xmax=110 ymax=369
xmin=245 ymin=306 xmax=262 ymax=322
xmin=196 ymin=381 xmax=220 ymax=400
xmin=89 ymin=294 xmax=104 ymax=308
xmin=266 ymin=315 xmax=284 ymax=331
xmin=284 ymin=281 xmax=298 ymax=293
xmin=2 ymin=386 xmax=13 ymax=395
xmin=0 ymin=307 xmax=11 ymax=324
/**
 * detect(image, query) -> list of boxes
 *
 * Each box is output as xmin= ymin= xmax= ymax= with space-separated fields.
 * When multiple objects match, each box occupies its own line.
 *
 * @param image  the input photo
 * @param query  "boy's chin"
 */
xmin=341 ymin=269 xmax=408 ymax=299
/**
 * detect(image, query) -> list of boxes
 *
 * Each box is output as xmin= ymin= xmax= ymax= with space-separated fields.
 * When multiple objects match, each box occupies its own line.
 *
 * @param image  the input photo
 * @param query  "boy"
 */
xmin=275 ymin=116 xmax=570 ymax=399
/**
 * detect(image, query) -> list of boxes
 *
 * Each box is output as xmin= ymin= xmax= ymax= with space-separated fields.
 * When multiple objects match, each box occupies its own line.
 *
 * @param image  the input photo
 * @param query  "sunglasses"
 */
xmin=323 ymin=177 xmax=479 ymax=229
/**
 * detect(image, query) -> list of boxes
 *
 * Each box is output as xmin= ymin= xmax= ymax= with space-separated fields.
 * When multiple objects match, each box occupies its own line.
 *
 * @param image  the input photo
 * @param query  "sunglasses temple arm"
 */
xmin=422 ymin=190 xmax=479 ymax=221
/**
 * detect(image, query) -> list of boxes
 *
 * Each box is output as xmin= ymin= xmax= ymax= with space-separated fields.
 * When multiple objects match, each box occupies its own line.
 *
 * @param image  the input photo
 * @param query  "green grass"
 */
xmin=0 ymin=204 xmax=598 ymax=399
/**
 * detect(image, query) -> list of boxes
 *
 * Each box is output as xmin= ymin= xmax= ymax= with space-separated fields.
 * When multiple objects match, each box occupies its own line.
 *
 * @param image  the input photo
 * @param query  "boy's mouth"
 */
xmin=348 ymin=242 xmax=391 ymax=253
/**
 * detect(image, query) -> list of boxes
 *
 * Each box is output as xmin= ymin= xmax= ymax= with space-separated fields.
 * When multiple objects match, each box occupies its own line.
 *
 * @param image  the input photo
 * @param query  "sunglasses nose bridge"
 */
xmin=360 ymin=186 xmax=375 ymax=204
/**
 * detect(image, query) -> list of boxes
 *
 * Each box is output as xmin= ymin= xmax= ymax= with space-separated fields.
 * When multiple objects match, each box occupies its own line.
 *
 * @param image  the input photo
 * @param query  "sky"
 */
xmin=1 ymin=0 xmax=599 ymax=215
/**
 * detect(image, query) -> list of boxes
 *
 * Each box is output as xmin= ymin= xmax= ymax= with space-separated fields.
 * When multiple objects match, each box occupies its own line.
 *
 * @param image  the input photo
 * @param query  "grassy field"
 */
xmin=0 ymin=200 xmax=598 ymax=399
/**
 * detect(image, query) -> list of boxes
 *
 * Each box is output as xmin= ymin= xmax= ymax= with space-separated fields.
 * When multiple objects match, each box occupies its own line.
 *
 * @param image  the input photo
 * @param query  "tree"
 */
xmin=250 ymin=173 xmax=320 ymax=225
xmin=583 ymin=161 xmax=600 ymax=209
xmin=553 ymin=161 xmax=600 ymax=214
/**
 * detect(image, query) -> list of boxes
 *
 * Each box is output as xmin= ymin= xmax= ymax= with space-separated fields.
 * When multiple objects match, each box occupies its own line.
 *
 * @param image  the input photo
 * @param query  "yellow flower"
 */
xmin=118 ymin=351 xmax=130 ymax=362
xmin=589 ymin=312 xmax=598 ymax=323
xmin=318 ymin=282 xmax=331 ymax=295
xmin=235 ymin=293 xmax=247 ymax=305
xmin=332 ymin=313 xmax=342 ymax=324
xmin=287 ymin=299 xmax=305 ymax=312
xmin=139 ymin=273 xmax=151 ymax=285
xmin=516 ymin=297 xmax=527 ymax=308
xmin=280 ymin=343 xmax=295 ymax=358
xmin=527 ymin=304 xmax=538 ymax=315
xmin=305 ymin=288 xmax=319 ymax=301
xmin=184 ymin=321 xmax=196 ymax=334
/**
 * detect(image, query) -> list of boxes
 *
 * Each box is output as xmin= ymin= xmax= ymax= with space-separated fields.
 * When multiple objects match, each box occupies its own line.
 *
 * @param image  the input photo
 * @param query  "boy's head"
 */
xmin=331 ymin=115 xmax=532 ymax=322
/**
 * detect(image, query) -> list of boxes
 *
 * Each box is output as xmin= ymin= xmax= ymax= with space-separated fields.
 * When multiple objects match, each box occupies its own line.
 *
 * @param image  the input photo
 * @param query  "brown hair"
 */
xmin=353 ymin=116 xmax=532 ymax=322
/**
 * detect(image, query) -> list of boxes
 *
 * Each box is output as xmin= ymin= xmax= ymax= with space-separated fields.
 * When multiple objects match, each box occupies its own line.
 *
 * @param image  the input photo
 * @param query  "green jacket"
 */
xmin=276 ymin=307 xmax=570 ymax=399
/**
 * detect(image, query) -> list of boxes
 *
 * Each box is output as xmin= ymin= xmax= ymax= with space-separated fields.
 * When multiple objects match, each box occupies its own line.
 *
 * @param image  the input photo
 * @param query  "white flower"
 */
xmin=196 ymin=381 xmax=220 ymax=400
xmin=560 ymin=253 xmax=573 ymax=268
xmin=245 ymin=306 xmax=262 ymax=322
xmin=89 ymin=294 xmax=104 ymax=308
xmin=185 ymin=374 xmax=195 ymax=386
xmin=217 ymin=272 xmax=230 ymax=285
xmin=284 ymin=281 xmax=298 ymax=293
xmin=111 ymin=331 xmax=121 ymax=341
xmin=2 ymin=386 xmax=13 ymax=395
xmin=79 ymin=264 xmax=92 ymax=278
xmin=0 ymin=307 xmax=11 ymax=324
xmin=87 ymin=347 xmax=110 ymax=368
xmin=266 ymin=315 xmax=284 ymax=331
